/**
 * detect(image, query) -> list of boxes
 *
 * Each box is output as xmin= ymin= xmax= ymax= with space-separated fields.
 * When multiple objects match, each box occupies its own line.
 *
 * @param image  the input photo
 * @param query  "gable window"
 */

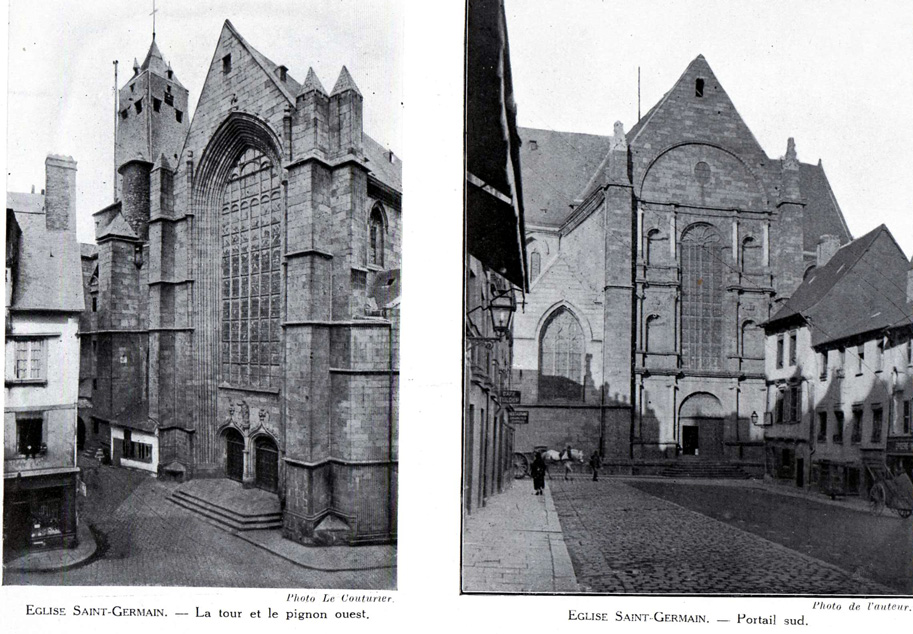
xmin=17 ymin=416 xmax=44 ymax=458
xmin=851 ymin=405 xmax=863 ymax=443
xmin=369 ymin=205 xmax=385 ymax=267
xmin=539 ymin=307 xmax=585 ymax=402
xmin=833 ymin=410 xmax=845 ymax=443
xmin=222 ymin=54 xmax=232 ymax=74
xmin=680 ymin=224 xmax=723 ymax=370
xmin=871 ymin=405 xmax=883 ymax=443
xmin=9 ymin=338 xmax=47 ymax=383
xmin=695 ymin=78 xmax=705 ymax=97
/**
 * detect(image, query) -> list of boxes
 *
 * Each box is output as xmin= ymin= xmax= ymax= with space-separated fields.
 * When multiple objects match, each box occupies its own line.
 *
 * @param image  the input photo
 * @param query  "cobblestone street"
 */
xmin=550 ymin=478 xmax=905 ymax=594
xmin=4 ymin=460 xmax=395 ymax=588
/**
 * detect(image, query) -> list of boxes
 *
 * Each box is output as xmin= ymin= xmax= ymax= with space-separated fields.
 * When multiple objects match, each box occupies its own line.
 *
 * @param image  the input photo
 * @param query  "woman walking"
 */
xmin=531 ymin=451 xmax=547 ymax=495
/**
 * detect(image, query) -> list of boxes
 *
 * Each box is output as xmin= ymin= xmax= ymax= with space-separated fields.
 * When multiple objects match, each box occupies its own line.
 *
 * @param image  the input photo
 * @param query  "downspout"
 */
xmin=388 ymin=317 xmax=395 ymax=540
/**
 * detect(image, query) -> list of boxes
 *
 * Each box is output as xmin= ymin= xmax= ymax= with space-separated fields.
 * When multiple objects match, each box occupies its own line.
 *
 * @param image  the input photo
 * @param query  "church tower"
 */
xmin=116 ymin=38 xmax=189 ymax=239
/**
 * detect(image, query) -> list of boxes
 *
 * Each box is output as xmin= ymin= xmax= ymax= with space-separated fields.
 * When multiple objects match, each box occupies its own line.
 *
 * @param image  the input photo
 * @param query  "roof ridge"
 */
xmin=222 ymin=20 xmax=296 ymax=104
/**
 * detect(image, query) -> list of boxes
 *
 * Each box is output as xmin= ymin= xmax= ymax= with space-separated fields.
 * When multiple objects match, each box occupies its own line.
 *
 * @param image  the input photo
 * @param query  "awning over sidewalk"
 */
xmin=466 ymin=0 xmax=527 ymax=291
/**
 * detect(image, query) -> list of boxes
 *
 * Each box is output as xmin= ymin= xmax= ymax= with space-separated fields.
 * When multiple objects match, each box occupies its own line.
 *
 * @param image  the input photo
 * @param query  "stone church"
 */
xmin=79 ymin=22 xmax=400 ymax=544
xmin=512 ymin=55 xmax=850 ymax=472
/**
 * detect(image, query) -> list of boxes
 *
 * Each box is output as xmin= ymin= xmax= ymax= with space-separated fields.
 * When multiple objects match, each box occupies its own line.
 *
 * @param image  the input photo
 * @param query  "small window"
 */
xmin=904 ymin=400 xmax=912 ymax=434
xmin=175 ymin=110 xmax=183 ymax=123
xmin=856 ymin=344 xmax=865 ymax=375
xmin=134 ymin=99 xmax=143 ymax=114
xmin=164 ymin=92 xmax=174 ymax=107
xmin=817 ymin=350 xmax=827 ymax=380
xmin=776 ymin=334 xmax=784 ymax=369
xmin=695 ymin=78 xmax=705 ymax=97
xmin=876 ymin=339 xmax=884 ymax=371
xmin=153 ymin=98 xmax=162 ymax=112
xmin=833 ymin=410 xmax=845 ymax=442
xmin=851 ymin=406 xmax=863 ymax=443
xmin=120 ymin=109 xmax=129 ymax=120
xmin=17 ymin=417 xmax=43 ymax=457
xmin=789 ymin=330 xmax=797 ymax=366
xmin=817 ymin=411 xmax=828 ymax=442
xmin=789 ymin=385 xmax=800 ymax=422
xmin=222 ymin=54 xmax=232 ymax=74
xmin=92 ymin=296 xmax=97 ymax=312
xmin=166 ymin=69 xmax=173 ymax=80
xmin=92 ymin=378 xmax=98 ymax=390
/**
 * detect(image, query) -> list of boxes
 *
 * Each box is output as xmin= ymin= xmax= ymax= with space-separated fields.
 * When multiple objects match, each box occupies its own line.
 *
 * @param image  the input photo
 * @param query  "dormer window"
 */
xmin=695 ymin=78 xmax=705 ymax=97
xmin=276 ymin=65 xmax=288 ymax=82
xmin=134 ymin=99 xmax=143 ymax=114
xmin=222 ymin=54 xmax=232 ymax=74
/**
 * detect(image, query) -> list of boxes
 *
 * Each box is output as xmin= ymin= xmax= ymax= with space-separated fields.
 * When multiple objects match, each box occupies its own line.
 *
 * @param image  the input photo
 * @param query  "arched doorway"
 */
xmin=225 ymin=429 xmax=245 ymax=482
xmin=679 ymin=392 xmax=724 ymax=458
xmin=254 ymin=436 xmax=278 ymax=492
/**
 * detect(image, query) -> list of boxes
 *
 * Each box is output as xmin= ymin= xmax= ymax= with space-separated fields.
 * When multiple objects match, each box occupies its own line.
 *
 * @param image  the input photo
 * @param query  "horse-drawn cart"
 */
xmin=867 ymin=467 xmax=913 ymax=518
xmin=512 ymin=446 xmax=584 ymax=479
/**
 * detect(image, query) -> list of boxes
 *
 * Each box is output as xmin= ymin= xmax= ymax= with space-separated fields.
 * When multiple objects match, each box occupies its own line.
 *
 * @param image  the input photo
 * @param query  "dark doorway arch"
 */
xmin=254 ymin=436 xmax=279 ymax=492
xmin=225 ymin=429 xmax=245 ymax=482
xmin=679 ymin=392 xmax=724 ymax=458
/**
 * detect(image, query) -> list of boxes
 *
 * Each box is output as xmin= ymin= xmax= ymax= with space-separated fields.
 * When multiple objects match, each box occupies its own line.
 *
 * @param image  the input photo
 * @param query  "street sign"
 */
xmin=500 ymin=390 xmax=521 ymax=404
xmin=508 ymin=411 xmax=529 ymax=425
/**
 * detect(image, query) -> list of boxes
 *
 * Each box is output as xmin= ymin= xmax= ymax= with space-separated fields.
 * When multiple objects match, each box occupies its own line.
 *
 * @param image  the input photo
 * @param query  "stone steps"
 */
xmin=170 ymin=488 xmax=282 ymax=531
xmin=659 ymin=461 xmax=753 ymax=479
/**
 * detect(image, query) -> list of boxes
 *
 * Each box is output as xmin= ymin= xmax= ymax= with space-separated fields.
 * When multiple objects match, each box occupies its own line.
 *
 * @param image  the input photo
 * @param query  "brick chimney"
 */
xmin=816 ymin=234 xmax=841 ymax=267
xmin=45 ymin=154 xmax=77 ymax=232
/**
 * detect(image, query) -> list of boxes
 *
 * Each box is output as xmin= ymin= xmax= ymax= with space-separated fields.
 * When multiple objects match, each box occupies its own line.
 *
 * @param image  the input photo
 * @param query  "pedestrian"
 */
xmin=531 ymin=451 xmax=547 ymax=496
xmin=589 ymin=450 xmax=602 ymax=482
xmin=562 ymin=445 xmax=573 ymax=481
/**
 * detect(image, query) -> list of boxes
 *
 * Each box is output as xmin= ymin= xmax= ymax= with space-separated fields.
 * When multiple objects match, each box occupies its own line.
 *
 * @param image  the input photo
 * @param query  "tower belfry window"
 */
xmin=175 ymin=110 xmax=183 ymax=123
xmin=153 ymin=98 xmax=162 ymax=113
xmin=134 ymin=99 xmax=143 ymax=114
xmin=695 ymin=78 xmax=705 ymax=97
xmin=164 ymin=92 xmax=174 ymax=106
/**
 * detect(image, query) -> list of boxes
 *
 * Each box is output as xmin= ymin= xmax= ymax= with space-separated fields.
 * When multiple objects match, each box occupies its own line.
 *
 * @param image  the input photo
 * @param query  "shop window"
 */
xmin=17 ymin=417 xmax=44 ymax=458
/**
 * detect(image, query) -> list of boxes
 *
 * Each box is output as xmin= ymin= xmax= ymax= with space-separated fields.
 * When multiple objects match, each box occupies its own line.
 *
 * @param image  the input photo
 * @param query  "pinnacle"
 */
xmin=300 ymin=67 xmax=328 ymax=96
xmin=331 ymin=65 xmax=361 ymax=96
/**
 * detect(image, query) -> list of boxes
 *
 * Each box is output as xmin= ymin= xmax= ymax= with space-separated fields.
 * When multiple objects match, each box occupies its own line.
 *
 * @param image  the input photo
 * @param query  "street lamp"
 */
xmin=488 ymin=288 xmax=516 ymax=337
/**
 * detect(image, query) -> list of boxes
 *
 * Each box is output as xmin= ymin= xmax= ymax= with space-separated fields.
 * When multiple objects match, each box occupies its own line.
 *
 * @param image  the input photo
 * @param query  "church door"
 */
xmin=225 ymin=429 xmax=244 ymax=482
xmin=682 ymin=426 xmax=699 ymax=455
xmin=254 ymin=437 xmax=279 ymax=492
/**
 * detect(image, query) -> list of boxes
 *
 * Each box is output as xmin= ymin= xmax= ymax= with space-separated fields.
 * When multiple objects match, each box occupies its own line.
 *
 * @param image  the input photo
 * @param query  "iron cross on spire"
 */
xmin=150 ymin=0 xmax=158 ymax=40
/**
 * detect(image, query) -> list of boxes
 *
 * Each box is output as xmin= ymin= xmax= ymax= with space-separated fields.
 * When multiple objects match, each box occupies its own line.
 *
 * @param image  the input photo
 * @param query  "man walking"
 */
xmin=589 ymin=450 xmax=602 ymax=482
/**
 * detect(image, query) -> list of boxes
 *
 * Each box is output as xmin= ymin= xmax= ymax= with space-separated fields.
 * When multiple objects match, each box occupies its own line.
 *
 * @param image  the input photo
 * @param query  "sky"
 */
xmin=504 ymin=0 xmax=913 ymax=257
xmin=5 ymin=0 xmax=403 ymax=244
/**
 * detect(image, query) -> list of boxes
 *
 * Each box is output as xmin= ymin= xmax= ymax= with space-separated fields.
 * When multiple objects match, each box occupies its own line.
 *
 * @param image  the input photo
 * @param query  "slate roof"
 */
xmin=97 ymin=210 xmax=138 ymax=241
xmin=80 ymin=243 xmax=98 ymax=259
xmin=364 ymin=135 xmax=402 ymax=193
xmin=224 ymin=20 xmax=302 ymax=103
xmin=6 ymin=192 xmax=85 ymax=312
xmin=112 ymin=399 xmax=157 ymax=433
xmin=797 ymin=160 xmax=852 ymax=251
xmin=139 ymin=38 xmax=185 ymax=89
xmin=517 ymin=126 xmax=612 ymax=227
xmin=766 ymin=224 xmax=912 ymax=346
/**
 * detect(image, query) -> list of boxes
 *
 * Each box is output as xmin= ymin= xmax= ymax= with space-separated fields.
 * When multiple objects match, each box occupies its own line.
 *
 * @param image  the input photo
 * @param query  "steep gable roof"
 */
xmin=517 ymin=126 xmax=611 ymax=227
xmin=222 ymin=20 xmax=301 ymax=104
xmin=798 ymin=160 xmax=852 ymax=251
xmin=767 ymin=225 xmax=911 ymax=346
xmin=6 ymin=193 xmax=84 ymax=312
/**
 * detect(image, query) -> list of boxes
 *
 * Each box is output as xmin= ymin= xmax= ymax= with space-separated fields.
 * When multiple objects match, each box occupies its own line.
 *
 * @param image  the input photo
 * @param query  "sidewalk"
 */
xmin=462 ymin=480 xmax=578 ymax=593
xmin=3 ymin=522 xmax=98 ymax=573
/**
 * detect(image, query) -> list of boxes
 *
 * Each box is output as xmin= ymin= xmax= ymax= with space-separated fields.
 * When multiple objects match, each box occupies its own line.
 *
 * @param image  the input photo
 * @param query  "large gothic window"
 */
xmin=539 ymin=307 xmax=584 ymax=401
xmin=221 ymin=147 xmax=282 ymax=388
xmin=529 ymin=251 xmax=541 ymax=280
xmin=680 ymin=224 xmax=724 ymax=370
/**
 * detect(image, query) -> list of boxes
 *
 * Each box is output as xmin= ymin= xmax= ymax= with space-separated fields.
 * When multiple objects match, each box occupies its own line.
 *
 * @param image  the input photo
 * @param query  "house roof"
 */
xmin=767 ymin=224 xmax=912 ymax=346
xmin=97 ymin=210 xmax=139 ymax=241
xmin=80 ymin=243 xmax=98 ymax=259
xmin=112 ymin=399 xmax=157 ymax=433
xmin=6 ymin=192 xmax=85 ymax=312
xmin=517 ymin=126 xmax=612 ymax=227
